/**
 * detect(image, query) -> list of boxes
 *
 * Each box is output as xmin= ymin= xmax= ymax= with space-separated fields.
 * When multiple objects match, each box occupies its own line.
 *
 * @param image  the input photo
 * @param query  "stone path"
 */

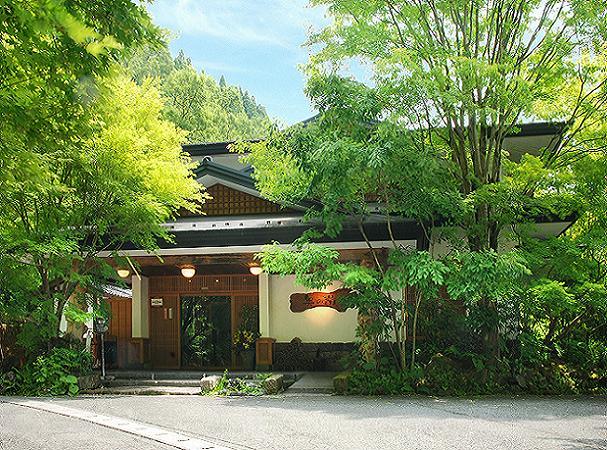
xmin=287 ymin=372 xmax=336 ymax=393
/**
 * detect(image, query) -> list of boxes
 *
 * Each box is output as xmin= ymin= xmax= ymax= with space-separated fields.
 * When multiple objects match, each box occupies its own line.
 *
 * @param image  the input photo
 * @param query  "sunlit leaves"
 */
xmin=0 ymin=72 xmax=204 ymax=345
xmin=445 ymin=250 xmax=530 ymax=304
xmin=305 ymin=0 xmax=607 ymax=251
xmin=526 ymin=279 xmax=576 ymax=318
xmin=384 ymin=250 xmax=448 ymax=296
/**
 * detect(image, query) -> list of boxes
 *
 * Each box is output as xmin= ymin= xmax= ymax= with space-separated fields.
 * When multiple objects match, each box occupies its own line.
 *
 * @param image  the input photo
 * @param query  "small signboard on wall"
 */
xmin=290 ymin=288 xmax=351 ymax=312
xmin=150 ymin=298 xmax=164 ymax=307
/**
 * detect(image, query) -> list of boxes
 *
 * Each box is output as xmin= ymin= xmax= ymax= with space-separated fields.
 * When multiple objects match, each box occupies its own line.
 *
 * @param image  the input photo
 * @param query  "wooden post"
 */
xmin=255 ymin=337 xmax=275 ymax=370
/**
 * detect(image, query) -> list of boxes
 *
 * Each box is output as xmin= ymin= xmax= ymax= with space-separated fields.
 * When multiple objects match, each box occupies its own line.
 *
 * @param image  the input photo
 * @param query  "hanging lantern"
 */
xmin=180 ymin=264 xmax=196 ymax=279
xmin=249 ymin=264 xmax=263 ymax=276
xmin=116 ymin=268 xmax=130 ymax=279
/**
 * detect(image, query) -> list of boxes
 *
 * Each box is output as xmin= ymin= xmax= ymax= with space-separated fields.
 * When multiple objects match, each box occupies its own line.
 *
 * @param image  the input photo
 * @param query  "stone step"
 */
xmin=102 ymin=379 xmax=201 ymax=388
xmin=105 ymin=370 xmax=207 ymax=380
xmin=106 ymin=370 xmax=301 ymax=381
xmin=105 ymin=370 xmax=301 ymax=383
xmin=88 ymin=372 xmax=307 ymax=395
xmin=86 ymin=385 xmax=201 ymax=395
xmin=287 ymin=386 xmax=334 ymax=394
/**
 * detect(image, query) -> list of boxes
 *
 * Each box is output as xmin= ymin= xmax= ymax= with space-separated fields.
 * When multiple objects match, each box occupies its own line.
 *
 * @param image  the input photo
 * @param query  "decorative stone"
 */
xmin=333 ymin=372 xmax=350 ymax=394
xmin=200 ymin=375 xmax=222 ymax=392
xmin=262 ymin=374 xmax=284 ymax=394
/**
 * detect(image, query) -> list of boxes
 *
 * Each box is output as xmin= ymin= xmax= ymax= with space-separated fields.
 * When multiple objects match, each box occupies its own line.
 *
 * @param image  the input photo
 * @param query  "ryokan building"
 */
xmin=100 ymin=122 xmax=572 ymax=371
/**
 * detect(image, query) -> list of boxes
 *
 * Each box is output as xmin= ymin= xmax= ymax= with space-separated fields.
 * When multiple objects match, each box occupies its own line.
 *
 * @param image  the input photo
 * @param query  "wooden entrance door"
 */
xmin=107 ymin=298 xmax=132 ymax=368
xmin=147 ymin=274 xmax=260 ymax=369
xmin=180 ymin=296 xmax=232 ymax=370
xmin=149 ymin=294 xmax=180 ymax=368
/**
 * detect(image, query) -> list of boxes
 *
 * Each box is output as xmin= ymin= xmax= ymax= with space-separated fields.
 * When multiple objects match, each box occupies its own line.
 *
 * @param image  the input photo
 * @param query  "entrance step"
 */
xmin=103 ymin=379 xmax=201 ymax=388
xmin=286 ymin=372 xmax=336 ymax=394
xmin=105 ymin=370 xmax=205 ymax=380
xmin=87 ymin=385 xmax=201 ymax=395
xmin=87 ymin=371 xmax=304 ymax=395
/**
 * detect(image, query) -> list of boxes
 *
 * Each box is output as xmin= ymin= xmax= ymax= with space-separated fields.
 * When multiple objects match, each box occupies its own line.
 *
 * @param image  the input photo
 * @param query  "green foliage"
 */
xmin=205 ymin=371 xmax=264 ymax=396
xmin=0 ymin=3 xmax=204 ymax=358
xmin=125 ymin=45 xmax=271 ymax=142
xmin=0 ymin=72 xmax=203 ymax=350
xmin=2 ymin=347 xmax=92 ymax=396
xmin=384 ymin=250 xmax=448 ymax=295
xmin=0 ymin=0 xmax=159 ymax=160
xmin=243 ymin=0 xmax=607 ymax=396
xmin=304 ymin=0 xmax=607 ymax=251
xmin=348 ymin=367 xmax=421 ymax=395
xmin=243 ymin=115 xmax=464 ymax=238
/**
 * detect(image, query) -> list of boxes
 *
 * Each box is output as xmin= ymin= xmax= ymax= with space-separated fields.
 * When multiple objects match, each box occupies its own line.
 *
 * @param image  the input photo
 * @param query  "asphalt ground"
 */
xmin=1 ymin=394 xmax=605 ymax=450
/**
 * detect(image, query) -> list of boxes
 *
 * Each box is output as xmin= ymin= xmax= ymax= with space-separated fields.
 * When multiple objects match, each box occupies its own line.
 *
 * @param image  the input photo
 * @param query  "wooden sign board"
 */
xmin=150 ymin=298 xmax=163 ymax=307
xmin=289 ymin=288 xmax=351 ymax=313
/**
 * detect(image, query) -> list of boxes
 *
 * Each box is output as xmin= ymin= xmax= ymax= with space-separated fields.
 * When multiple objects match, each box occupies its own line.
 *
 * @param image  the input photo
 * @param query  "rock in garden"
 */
xmin=262 ymin=374 xmax=284 ymax=394
xmin=200 ymin=375 xmax=222 ymax=392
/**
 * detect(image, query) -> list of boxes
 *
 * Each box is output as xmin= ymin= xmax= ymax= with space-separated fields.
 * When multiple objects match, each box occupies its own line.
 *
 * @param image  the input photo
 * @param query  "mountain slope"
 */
xmin=126 ymin=45 xmax=270 ymax=143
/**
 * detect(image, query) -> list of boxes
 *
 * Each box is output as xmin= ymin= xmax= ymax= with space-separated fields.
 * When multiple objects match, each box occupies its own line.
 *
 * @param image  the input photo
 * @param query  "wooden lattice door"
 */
xmin=150 ymin=294 xmax=180 ymax=368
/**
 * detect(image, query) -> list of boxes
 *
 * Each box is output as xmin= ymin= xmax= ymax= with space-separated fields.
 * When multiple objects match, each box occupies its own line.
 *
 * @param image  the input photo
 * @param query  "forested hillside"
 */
xmin=126 ymin=45 xmax=271 ymax=143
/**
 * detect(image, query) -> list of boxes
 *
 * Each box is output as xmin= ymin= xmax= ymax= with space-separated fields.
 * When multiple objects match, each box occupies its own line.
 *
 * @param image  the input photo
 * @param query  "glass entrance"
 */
xmin=180 ymin=296 xmax=232 ymax=369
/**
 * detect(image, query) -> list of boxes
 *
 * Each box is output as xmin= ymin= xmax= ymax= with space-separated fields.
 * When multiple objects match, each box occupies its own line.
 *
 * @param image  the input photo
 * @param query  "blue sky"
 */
xmin=146 ymin=0 xmax=328 ymax=125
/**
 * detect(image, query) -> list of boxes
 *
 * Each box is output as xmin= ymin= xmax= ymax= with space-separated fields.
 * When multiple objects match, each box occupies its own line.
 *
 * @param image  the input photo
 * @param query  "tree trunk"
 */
xmin=54 ymin=298 xmax=68 ymax=338
xmin=357 ymin=311 xmax=378 ymax=367
xmin=410 ymin=290 xmax=422 ymax=370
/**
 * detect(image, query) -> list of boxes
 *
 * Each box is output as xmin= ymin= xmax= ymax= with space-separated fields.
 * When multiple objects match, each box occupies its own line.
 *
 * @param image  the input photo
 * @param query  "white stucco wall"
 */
xmin=267 ymin=275 xmax=358 ymax=343
xmin=430 ymin=226 xmax=518 ymax=257
xmin=430 ymin=222 xmax=571 ymax=258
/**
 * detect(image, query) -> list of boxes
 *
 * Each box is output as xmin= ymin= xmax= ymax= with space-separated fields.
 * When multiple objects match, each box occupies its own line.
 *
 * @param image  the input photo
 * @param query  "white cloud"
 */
xmin=148 ymin=0 xmax=327 ymax=50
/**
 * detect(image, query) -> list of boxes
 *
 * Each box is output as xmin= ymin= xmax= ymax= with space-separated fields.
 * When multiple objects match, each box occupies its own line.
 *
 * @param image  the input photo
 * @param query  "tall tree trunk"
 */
xmin=357 ymin=310 xmax=378 ymax=367
xmin=410 ymin=289 xmax=422 ymax=370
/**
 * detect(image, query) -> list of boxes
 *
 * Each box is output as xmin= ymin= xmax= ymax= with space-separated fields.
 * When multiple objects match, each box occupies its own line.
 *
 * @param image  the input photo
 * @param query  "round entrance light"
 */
xmin=116 ymin=268 xmax=130 ymax=278
xmin=180 ymin=265 xmax=196 ymax=279
xmin=249 ymin=265 xmax=263 ymax=276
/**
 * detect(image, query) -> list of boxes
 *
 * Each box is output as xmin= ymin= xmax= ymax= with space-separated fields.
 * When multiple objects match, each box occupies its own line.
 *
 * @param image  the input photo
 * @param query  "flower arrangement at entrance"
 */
xmin=233 ymin=305 xmax=260 ymax=351
xmin=233 ymin=305 xmax=260 ymax=370
xmin=233 ymin=329 xmax=256 ymax=350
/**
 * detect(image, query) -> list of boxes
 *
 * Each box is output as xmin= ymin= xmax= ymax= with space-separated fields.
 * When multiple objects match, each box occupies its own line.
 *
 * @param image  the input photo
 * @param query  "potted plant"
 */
xmin=233 ymin=305 xmax=260 ymax=370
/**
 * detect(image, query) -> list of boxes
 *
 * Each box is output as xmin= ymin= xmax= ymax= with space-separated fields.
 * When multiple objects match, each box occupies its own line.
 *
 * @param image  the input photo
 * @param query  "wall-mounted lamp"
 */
xmin=116 ymin=268 xmax=130 ymax=278
xmin=180 ymin=264 xmax=196 ymax=279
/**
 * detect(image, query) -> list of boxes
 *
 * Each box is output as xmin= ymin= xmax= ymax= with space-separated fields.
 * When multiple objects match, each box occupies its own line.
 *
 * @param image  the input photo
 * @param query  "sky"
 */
xmin=146 ymin=0 xmax=329 ymax=125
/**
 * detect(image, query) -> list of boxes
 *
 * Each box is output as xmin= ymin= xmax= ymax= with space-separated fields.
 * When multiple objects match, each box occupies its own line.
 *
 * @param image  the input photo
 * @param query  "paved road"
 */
xmin=1 ymin=394 xmax=606 ymax=450
xmin=0 ymin=402 xmax=172 ymax=450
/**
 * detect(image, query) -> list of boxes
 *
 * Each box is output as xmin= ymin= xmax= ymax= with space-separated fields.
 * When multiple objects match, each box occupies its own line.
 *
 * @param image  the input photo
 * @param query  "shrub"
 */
xmin=348 ymin=368 xmax=422 ymax=395
xmin=205 ymin=370 xmax=264 ymax=396
xmin=2 ymin=347 xmax=92 ymax=396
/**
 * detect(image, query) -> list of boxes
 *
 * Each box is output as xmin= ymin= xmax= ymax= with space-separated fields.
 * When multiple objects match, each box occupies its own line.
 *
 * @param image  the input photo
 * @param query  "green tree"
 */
xmin=0 ymin=0 xmax=159 ymax=163
xmin=238 ymin=0 xmax=607 ymax=382
xmin=513 ymin=154 xmax=607 ymax=391
xmin=125 ymin=45 xmax=271 ymax=142
xmin=306 ymin=0 xmax=607 ymax=251
xmin=0 ymin=74 xmax=203 ymax=349
xmin=0 ymin=0 xmax=167 ymax=353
